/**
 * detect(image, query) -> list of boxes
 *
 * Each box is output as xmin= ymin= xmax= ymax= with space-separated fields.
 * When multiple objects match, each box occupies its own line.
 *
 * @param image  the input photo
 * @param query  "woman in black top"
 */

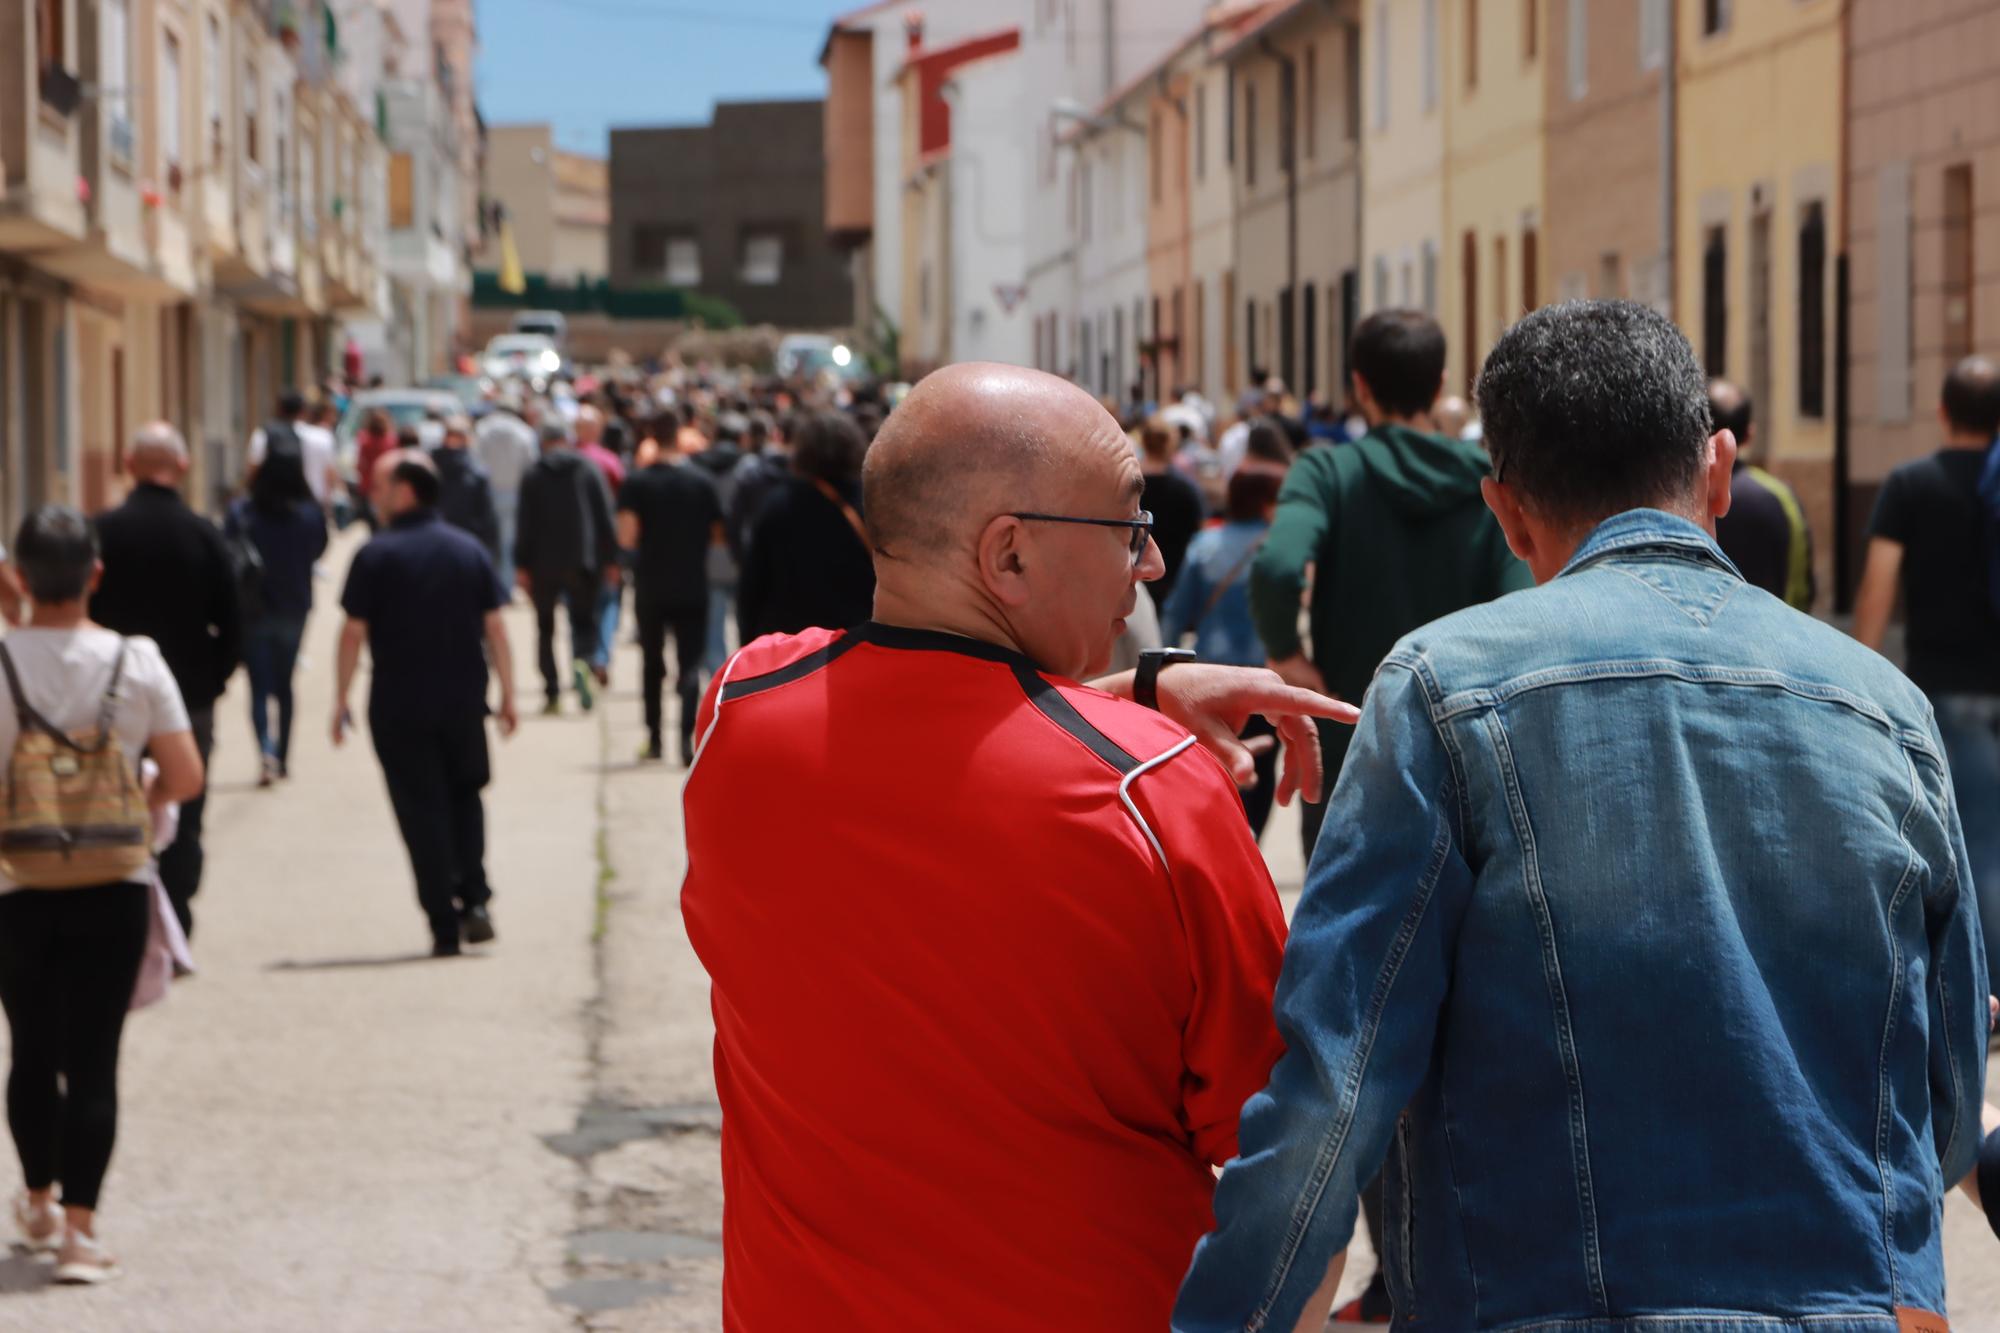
xmin=226 ymin=450 xmax=328 ymax=784
xmin=737 ymin=412 xmax=874 ymax=642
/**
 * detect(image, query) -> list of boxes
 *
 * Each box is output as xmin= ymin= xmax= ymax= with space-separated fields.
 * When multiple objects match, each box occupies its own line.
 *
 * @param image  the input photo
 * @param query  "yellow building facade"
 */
xmin=1360 ymin=0 xmax=1445 ymax=376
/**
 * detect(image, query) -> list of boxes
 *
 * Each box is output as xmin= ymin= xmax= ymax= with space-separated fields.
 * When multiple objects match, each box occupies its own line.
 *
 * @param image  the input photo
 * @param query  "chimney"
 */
xmin=905 ymin=11 xmax=924 ymax=53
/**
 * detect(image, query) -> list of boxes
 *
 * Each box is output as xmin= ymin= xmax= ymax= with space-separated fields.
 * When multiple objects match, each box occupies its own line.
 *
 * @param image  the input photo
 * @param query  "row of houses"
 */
xmin=819 ymin=0 xmax=2000 ymax=603
xmin=0 ymin=0 xmax=480 ymax=530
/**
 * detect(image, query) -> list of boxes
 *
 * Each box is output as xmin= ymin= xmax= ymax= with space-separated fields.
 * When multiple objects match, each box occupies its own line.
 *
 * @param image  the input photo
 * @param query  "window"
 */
xmin=162 ymin=30 xmax=183 ymax=192
xmin=1304 ymin=43 xmax=1318 ymax=160
xmin=1702 ymin=0 xmax=1731 ymax=38
xmin=275 ymin=85 xmax=290 ymax=214
xmin=1600 ymin=250 xmax=1623 ymax=298
xmin=1195 ymin=84 xmax=1207 ymax=180
xmin=388 ymin=151 xmax=413 ymax=228
xmin=1302 ymin=283 xmax=1318 ymax=396
xmin=1345 ymin=25 xmax=1362 ymax=140
xmin=1114 ymin=305 xmax=1125 ymax=394
xmin=1420 ymin=240 xmax=1437 ymax=313
xmin=1523 ymin=0 xmax=1537 ymax=61
xmin=1280 ymin=285 xmax=1296 ymax=388
xmin=1373 ymin=2 xmax=1390 ymax=129
xmin=1701 ymin=224 xmax=1728 ymax=375
xmin=740 ymin=231 xmax=783 ymax=285
xmin=1245 ymin=297 xmax=1258 ymax=376
xmin=299 ymin=123 xmax=316 ymax=237
xmin=1494 ymin=233 xmax=1508 ymax=343
xmin=1944 ymin=164 xmax=1974 ymax=361
xmin=1080 ymin=159 xmax=1092 ymax=240
xmin=104 ymin=0 xmax=132 ymax=162
xmin=1372 ymin=255 xmax=1390 ymax=310
xmin=1798 ymin=202 xmax=1826 ymax=419
xmin=1521 ymin=223 xmax=1539 ymax=310
xmin=1462 ymin=231 xmax=1479 ymax=387
xmin=1244 ymin=80 xmax=1258 ymax=188
xmin=663 ymin=237 xmax=698 ymax=286
xmin=1465 ymin=0 xmax=1479 ymax=92
xmin=1422 ymin=0 xmax=1439 ymax=111
xmin=1567 ymin=0 xmax=1587 ymax=98
xmin=1640 ymin=0 xmax=1666 ymax=71
xmin=205 ymin=15 xmax=222 ymax=167
xmin=1338 ymin=269 xmax=1358 ymax=390
xmin=1278 ymin=56 xmax=1296 ymax=171
xmin=243 ymin=57 xmax=259 ymax=165
xmin=37 ymin=0 xmax=65 ymax=75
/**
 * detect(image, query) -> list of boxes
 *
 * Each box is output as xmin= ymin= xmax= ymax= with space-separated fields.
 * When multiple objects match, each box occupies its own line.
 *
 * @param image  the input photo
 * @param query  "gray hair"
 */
xmin=538 ymin=420 xmax=572 ymax=447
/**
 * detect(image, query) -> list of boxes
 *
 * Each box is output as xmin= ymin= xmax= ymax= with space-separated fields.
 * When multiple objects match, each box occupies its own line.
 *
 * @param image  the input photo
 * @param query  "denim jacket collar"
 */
xmin=1557 ymin=508 xmax=1744 ymax=582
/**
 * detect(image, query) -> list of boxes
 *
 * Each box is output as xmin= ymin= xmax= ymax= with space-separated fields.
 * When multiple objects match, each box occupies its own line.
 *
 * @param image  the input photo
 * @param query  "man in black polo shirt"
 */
xmin=617 ymin=426 xmax=723 ymax=764
xmin=1709 ymin=380 xmax=1815 ymax=610
xmin=334 ymin=453 xmax=519 ymax=957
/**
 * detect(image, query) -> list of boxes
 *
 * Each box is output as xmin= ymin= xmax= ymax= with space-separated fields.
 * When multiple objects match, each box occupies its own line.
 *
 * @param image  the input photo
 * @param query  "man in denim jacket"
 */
xmin=1176 ymin=301 xmax=1991 ymax=1333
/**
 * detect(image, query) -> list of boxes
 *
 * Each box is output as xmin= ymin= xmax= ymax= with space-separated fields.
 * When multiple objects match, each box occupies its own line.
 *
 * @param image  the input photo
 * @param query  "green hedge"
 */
xmin=472 ymin=273 xmax=743 ymax=329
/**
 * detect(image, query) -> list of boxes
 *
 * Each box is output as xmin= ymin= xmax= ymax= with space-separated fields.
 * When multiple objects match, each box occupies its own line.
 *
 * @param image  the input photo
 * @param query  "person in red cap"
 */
xmin=683 ymin=363 xmax=1352 ymax=1331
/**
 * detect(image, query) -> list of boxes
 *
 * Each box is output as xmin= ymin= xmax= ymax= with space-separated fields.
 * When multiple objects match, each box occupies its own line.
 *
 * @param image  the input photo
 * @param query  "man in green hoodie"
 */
xmin=1248 ymin=307 xmax=1529 ymax=1328
xmin=1253 ymin=309 xmax=1530 ymax=856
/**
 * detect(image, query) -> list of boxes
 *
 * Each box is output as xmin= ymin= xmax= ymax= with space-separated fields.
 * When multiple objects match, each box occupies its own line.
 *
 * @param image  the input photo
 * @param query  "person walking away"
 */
xmin=1710 ymin=380 xmax=1815 ymax=610
xmin=616 ymin=426 xmax=723 ymax=764
xmin=0 ymin=506 xmax=204 ymax=1283
xmin=225 ymin=448 xmax=327 ymax=786
xmin=246 ymin=391 xmax=339 ymax=511
xmin=736 ymin=412 xmax=874 ymax=642
xmin=724 ymin=411 xmax=791 ymax=560
xmin=515 ymin=421 xmax=617 ymax=713
xmin=1162 ymin=466 xmax=1286 ymax=838
xmin=1853 ymin=353 xmax=2000 ymax=1002
xmin=333 ymin=453 xmax=518 ymax=956
xmin=574 ymin=406 xmax=627 ymax=685
xmin=690 ymin=413 xmax=748 ymax=673
xmin=474 ymin=397 xmax=540 ymax=570
xmin=1176 ymin=299 xmax=1992 ymax=1333
xmin=353 ymin=408 xmax=400 ymax=530
xmin=434 ymin=418 xmax=503 ymax=565
xmin=90 ymin=424 xmax=241 ymax=939
xmin=684 ymin=362 xmax=1351 ymax=1333
xmin=1245 ymin=310 xmax=1528 ymax=1325
xmin=1139 ymin=414 xmax=1205 ymax=612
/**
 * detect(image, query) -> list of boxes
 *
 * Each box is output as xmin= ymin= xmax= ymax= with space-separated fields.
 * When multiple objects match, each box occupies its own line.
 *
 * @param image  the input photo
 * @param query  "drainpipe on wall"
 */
xmin=1832 ymin=0 xmax=1852 ymax=609
xmin=1659 ymin=0 xmax=1676 ymax=316
xmin=1103 ymin=0 xmax=1117 ymax=99
xmin=1259 ymin=34 xmax=1299 ymax=390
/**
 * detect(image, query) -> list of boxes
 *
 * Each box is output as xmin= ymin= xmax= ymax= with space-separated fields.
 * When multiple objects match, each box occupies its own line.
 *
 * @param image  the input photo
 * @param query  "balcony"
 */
xmin=0 ymin=1 xmax=91 ymax=255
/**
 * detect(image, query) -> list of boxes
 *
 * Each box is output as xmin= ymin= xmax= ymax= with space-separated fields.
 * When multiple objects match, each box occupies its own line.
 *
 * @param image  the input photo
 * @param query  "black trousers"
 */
xmin=1239 ymin=715 xmax=1280 ymax=839
xmin=157 ymin=704 xmax=213 ymax=939
xmin=370 ymin=712 xmax=492 ymax=944
xmin=0 ymin=883 xmax=150 ymax=1211
xmin=531 ymin=569 xmax=601 ymax=701
xmin=635 ymin=594 xmax=708 ymax=750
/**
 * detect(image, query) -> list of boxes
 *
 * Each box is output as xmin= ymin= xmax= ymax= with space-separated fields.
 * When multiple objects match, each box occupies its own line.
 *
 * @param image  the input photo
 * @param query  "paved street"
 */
xmin=0 ymin=530 xmax=1993 ymax=1330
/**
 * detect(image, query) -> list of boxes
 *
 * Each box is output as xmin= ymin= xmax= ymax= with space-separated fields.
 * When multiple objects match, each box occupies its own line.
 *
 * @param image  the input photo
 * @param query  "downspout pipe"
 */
xmin=1660 ymin=0 xmax=1677 ymax=314
xmin=1259 ymin=34 xmax=1300 ymax=390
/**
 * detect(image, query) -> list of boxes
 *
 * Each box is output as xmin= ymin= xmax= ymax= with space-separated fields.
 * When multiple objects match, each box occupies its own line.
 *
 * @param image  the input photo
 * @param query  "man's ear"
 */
xmin=1703 ymin=428 xmax=1738 ymax=524
xmin=975 ymin=514 xmax=1032 ymax=608
xmin=1481 ymin=476 xmax=1536 ymax=566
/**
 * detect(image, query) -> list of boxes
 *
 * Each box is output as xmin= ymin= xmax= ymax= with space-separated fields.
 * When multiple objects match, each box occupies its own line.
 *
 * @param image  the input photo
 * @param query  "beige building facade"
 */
xmin=1360 ymin=0 xmax=1445 ymax=369
xmin=1676 ymin=0 xmax=1842 ymax=602
xmin=484 ymin=124 xmax=609 ymax=286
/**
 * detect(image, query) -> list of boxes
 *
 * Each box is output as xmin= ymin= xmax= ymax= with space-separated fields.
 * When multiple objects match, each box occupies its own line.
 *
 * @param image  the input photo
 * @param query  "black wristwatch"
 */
xmin=1135 ymin=648 xmax=1198 ymax=712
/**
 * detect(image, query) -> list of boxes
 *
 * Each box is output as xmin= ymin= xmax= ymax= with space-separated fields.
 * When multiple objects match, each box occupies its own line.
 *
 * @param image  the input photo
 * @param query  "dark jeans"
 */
xmin=0 ymin=883 xmax=150 ymax=1211
xmin=370 ymin=711 xmax=493 ymax=945
xmin=158 ymin=704 xmax=213 ymax=939
xmin=244 ymin=613 xmax=309 ymax=767
xmin=636 ymin=595 xmax=708 ymax=751
xmin=531 ymin=569 xmax=601 ymax=701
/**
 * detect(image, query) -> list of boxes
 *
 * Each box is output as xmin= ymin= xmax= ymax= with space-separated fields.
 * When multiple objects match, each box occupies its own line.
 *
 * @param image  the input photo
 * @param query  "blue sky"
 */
xmin=475 ymin=0 xmax=844 ymax=155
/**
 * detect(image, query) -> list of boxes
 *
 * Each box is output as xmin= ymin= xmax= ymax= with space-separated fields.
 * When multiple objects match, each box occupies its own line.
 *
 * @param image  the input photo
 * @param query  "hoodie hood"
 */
xmin=537 ymin=448 xmax=591 ymax=477
xmin=1351 ymin=422 xmax=1495 ymax=518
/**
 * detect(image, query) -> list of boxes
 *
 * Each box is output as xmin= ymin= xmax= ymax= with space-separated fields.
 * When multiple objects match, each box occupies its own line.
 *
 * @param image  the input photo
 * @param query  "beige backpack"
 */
xmin=0 ymin=639 xmax=151 ymax=889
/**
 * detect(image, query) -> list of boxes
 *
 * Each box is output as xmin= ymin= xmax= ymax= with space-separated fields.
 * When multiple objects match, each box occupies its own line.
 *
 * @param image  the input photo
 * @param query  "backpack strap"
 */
xmin=93 ymin=640 xmax=128 ymax=749
xmin=0 ymin=638 xmax=121 ymax=755
xmin=0 ymin=641 xmax=31 ymax=732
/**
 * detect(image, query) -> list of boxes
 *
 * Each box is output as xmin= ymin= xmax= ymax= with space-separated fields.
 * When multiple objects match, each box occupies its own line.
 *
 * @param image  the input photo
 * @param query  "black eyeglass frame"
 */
xmin=1009 ymin=510 xmax=1155 ymax=565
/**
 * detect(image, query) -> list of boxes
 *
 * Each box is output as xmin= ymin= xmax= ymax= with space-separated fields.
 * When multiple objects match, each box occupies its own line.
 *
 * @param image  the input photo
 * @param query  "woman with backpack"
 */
xmin=226 ymin=449 xmax=329 ymax=786
xmin=0 ymin=506 xmax=204 ymax=1283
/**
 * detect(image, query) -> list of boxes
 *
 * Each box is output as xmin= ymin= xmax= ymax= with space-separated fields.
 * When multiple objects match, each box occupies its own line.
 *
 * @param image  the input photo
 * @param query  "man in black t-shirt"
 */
xmin=1138 ymin=414 xmax=1205 ymax=611
xmin=1709 ymin=380 xmax=1815 ymax=610
xmin=617 ymin=432 xmax=724 ymax=764
xmin=335 ymin=453 xmax=518 ymax=957
xmin=1854 ymin=354 xmax=2000 ymax=1000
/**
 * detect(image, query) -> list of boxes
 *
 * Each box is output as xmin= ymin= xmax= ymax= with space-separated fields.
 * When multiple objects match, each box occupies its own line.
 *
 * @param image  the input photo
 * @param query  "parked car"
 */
xmin=481 ymin=333 xmax=564 ymax=388
xmin=775 ymin=333 xmax=864 ymax=383
xmin=423 ymin=373 xmax=490 ymax=413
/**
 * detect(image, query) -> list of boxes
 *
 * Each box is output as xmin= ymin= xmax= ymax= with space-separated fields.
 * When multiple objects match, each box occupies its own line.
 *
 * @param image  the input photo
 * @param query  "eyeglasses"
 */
xmin=1010 ymin=510 xmax=1155 ymax=565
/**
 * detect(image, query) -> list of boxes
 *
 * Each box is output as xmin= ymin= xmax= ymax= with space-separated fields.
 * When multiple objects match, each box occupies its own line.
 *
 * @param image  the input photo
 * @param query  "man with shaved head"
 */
xmin=91 ymin=423 xmax=240 ymax=935
xmin=1855 ymin=352 xmax=2000 ymax=1001
xmin=683 ymin=363 xmax=1352 ymax=1332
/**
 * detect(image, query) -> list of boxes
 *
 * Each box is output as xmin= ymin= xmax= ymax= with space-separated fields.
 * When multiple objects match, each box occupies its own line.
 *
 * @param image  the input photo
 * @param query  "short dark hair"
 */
xmin=1706 ymin=380 xmax=1752 ymax=442
xmin=1349 ymin=310 xmax=1447 ymax=418
xmin=1942 ymin=356 xmax=2000 ymax=438
xmin=278 ymin=390 xmax=307 ymax=418
xmin=391 ymin=456 xmax=442 ymax=507
xmin=1475 ymin=300 xmax=1711 ymax=525
xmin=16 ymin=505 xmax=97 ymax=604
xmin=793 ymin=411 xmax=868 ymax=485
xmin=1226 ymin=465 xmax=1285 ymax=523
xmin=1245 ymin=418 xmax=1295 ymax=466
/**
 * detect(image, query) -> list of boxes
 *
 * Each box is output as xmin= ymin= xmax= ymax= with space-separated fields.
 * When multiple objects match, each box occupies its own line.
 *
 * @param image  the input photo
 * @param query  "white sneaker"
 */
xmin=12 ymin=1193 xmax=59 ymax=1252
xmin=53 ymin=1230 xmax=117 ymax=1284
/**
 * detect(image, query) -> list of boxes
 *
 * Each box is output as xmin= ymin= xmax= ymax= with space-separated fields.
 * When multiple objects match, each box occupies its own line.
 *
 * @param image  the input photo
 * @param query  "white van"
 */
xmin=511 ymin=310 xmax=568 ymax=348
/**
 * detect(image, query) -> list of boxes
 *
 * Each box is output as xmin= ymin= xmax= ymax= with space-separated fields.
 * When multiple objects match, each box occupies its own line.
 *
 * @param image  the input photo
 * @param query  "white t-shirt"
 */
xmin=249 ymin=423 xmax=339 ymax=504
xmin=474 ymin=413 xmax=539 ymax=493
xmin=0 ymin=628 xmax=191 ymax=893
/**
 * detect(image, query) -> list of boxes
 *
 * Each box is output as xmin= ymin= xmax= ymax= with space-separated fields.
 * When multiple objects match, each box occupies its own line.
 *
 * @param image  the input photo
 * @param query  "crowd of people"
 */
xmin=0 ymin=299 xmax=1995 ymax=1320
